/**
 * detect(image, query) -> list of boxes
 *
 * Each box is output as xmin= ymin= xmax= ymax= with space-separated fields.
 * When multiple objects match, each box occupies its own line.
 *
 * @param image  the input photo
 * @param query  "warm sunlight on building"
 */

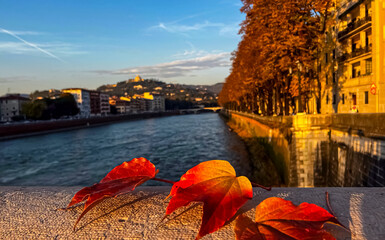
xmin=322 ymin=0 xmax=385 ymax=113
xmin=120 ymin=96 xmax=131 ymax=102
xmin=62 ymin=88 xmax=91 ymax=117
xmin=143 ymin=92 xmax=154 ymax=100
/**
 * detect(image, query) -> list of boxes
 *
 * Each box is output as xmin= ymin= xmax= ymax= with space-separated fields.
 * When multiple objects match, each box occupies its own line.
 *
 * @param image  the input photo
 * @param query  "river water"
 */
xmin=0 ymin=113 xmax=252 ymax=186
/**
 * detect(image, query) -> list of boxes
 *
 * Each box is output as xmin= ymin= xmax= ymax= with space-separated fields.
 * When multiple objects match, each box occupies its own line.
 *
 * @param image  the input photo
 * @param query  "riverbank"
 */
xmin=1 ymin=186 xmax=383 ymax=239
xmin=221 ymin=113 xmax=284 ymax=187
xmin=0 ymin=112 xmax=180 ymax=141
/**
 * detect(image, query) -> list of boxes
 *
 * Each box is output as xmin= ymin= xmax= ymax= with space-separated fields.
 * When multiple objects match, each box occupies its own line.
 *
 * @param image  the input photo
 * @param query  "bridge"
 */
xmin=178 ymin=107 xmax=223 ymax=114
xmin=203 ymin=107 xmax=222 ymax=112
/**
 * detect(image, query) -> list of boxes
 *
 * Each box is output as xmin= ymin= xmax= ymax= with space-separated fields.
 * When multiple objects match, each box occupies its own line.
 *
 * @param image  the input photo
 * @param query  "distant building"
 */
xmin=62 ymin=88 xmax=91 ymax=117
xmin=130 ymin=98 xmax=147 ymax=113
xmin=115 ymin=99 xmax=131 ymax=114
xmin=110 ymin=91 xmax=165 ymax=114
xmin=89 ymin=91 xmax=101 ymax=115
xmin=100 ymin=93 xmax=110 ymax=115
xmin=63 ymin=89 xmax=111 ymax=117
xmin=0 ymin=94 xmax=30 ymax=121
xmin=128 ymin=75 xmax=144 ymax=83
xmin=142 ymin=92 xmax=165 ymax=112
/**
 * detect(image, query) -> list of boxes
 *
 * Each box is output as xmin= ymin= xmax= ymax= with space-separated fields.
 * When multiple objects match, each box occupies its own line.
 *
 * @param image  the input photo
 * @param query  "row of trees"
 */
xmin=22 ymin=93 xmax=79 ymax=120
xmin=219 ymin=0 xmax=334 ymax=115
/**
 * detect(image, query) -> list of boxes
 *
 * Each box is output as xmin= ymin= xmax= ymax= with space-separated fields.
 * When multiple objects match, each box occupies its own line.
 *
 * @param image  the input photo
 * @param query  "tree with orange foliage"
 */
xmin=219 ymin=0 xmax=334 ymax=115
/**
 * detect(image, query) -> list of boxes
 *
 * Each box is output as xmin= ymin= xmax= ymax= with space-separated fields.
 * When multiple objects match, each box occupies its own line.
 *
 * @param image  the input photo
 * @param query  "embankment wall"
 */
xmin=225 ymin=111 xmax=385 ymax=187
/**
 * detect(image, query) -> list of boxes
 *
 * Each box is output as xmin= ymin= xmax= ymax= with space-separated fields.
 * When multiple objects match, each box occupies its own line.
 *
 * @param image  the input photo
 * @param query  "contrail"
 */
xmin=0 ymin=27 xmax=65 ymax=63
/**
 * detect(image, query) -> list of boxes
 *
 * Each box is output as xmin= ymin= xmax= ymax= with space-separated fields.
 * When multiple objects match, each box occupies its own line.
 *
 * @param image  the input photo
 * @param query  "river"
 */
xmin=0 ymin=113 xmax=252 ymax=186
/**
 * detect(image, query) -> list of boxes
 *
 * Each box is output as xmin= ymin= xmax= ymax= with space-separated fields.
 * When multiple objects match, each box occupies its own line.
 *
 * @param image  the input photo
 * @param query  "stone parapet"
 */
xmin=1 ymin=186 xmax=385 ymax=239
xmin=228 ymin=110 xmax=385 ymax=137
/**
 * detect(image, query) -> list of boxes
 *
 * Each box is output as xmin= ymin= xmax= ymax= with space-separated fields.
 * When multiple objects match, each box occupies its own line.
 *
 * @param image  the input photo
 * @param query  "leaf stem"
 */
xmin=325 ymin=192 xmax=336 ymax=216
xmin=325 ymin=192 xmax=351 ymax=232
xmin=251 ymin=182 xmax=271 ymax=191
xmin=152 ymin=177 xmax=176 ymax=185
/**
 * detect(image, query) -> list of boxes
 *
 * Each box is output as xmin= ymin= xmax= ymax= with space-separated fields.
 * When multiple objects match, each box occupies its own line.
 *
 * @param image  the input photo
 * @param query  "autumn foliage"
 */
xmin=165 ymin=160 xmax=253 ymax=239
xmin=218 ymin=0 xmax=334 ymax=115
xmin=66 ymin=157 xmax=158 ymax=229
xmin=234 ymin=197 xmax=342 ymax=239
xmin=66 ymin=158 xmax=346 ymax=239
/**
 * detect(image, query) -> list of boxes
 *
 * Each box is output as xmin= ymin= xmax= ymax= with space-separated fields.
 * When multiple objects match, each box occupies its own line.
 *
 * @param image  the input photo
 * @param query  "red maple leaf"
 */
xmin=165 ymin=160 xmax=253 ymax=240
xmin=67 ymin=157 xmax=158 ymax=229
xmin=234 ymin=197 xmax=344 ymax=240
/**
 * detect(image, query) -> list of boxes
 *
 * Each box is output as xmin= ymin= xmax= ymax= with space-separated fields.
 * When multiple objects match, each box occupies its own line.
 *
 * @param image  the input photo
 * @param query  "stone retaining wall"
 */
xmin=226 ymin=111 xmax=385 ymax=187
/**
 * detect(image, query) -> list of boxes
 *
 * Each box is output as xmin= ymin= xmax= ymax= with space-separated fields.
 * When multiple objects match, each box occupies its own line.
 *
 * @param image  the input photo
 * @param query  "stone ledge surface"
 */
xmin=1 ymin=186 xmax=384 ymax=239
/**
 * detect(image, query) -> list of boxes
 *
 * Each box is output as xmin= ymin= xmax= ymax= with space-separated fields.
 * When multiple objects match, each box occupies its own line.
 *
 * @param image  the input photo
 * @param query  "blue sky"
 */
xmin=0 ymin=0 xmax=244 ymax=95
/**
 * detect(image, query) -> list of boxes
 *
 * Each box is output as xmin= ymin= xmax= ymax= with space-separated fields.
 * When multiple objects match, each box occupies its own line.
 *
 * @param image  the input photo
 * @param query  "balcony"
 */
xmin=337 ymin=0 xmax=363 ymax=19
xmin=337 ymin=44 xmax=372 ymax=63
xmin=351 ymin=44 xmax=372 ymax=58
xmin=338 ymin=16 xmax=372 ymax=40
xmin=343 ymin=73 xmax=373 ymax=88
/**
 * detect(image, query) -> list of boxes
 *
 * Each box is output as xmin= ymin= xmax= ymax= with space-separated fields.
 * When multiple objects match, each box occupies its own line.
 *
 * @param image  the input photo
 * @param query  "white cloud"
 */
xmin=154 ymin=21 xmax=223 ymax=33
xmin=150 ymin=20 xmax=240 ymax=37
xmin=94 ymin=52 xmax=231 ymax=78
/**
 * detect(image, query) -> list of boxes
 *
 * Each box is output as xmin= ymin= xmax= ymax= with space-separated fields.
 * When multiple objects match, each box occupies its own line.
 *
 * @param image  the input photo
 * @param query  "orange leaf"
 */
xmin=165 ymin=160 xmax=253 ymax=240
xmin=67 ymin=157 xmax=158 ymax=229
xmin=234 ymin=197 xmax=343 ymax=240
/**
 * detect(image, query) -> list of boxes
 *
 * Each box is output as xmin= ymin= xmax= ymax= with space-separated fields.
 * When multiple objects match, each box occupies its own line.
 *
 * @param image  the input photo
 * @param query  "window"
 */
xmin=365 ymin=91 xmax=369 ymax=104
xmin=352 ymin=93 xmax=357 ymax=105
xmin=342 ymin=94 xmax=345 ymax=104
xmin=366 ymin=58 xmax=372 ymax=75
xmin=352 ymin=62 xmax=361 ymax=78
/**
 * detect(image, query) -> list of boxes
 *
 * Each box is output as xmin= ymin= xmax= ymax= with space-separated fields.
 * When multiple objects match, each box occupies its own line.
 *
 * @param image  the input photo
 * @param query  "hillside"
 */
xmin=97 ymin=77 xmax=223 ymax=105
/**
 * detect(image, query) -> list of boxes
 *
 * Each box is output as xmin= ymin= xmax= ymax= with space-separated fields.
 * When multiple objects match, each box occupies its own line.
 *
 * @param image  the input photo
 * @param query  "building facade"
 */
xmin=100 ymin=93 xmax=110 ymax=115
xmin=142 ymin=92 xmax=166 ymax=112
xmin=62 ymin=88 xmax=91 ymax=117
xmin=322 ymin=0 xmax=385 ymax=113
xmin=0 ymin=94 xmax=30 ymax=121
xmin=89 ymin=91 xmax=101 ymax=115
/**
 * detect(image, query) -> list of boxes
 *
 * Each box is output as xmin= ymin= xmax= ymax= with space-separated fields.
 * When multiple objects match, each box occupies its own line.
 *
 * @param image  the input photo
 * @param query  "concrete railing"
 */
xmin=1 ymin=186 xmax=384 ymax=239
xmin=228 ymin=110 xmax=385 ymax=137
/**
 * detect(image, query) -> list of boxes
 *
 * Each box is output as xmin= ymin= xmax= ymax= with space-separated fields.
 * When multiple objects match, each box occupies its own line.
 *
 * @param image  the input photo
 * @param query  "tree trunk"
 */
xmin=267 ymin=91 xmax=273 ymax=116
xmin=284 ymin=76 xmax=291 ymax=115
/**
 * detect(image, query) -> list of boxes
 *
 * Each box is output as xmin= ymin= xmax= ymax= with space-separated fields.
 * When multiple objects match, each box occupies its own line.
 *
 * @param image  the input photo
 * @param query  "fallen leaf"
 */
xmin=67 ymin=157 xmax=158 ymax=229
xmin=165 ymin=160 xmax=253 ymax=240
xmin=234 ymin=197 xmax=343 ymax=240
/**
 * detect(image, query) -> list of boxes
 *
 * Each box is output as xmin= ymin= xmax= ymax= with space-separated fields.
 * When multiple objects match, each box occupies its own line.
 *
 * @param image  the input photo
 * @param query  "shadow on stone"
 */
xmin=72 ymin=192 xmax=162 ymax=232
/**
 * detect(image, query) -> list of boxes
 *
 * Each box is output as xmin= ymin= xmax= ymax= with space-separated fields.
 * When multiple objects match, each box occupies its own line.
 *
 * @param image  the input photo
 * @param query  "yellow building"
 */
xmin=322 ymin=0 xmax=385 ymax=113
